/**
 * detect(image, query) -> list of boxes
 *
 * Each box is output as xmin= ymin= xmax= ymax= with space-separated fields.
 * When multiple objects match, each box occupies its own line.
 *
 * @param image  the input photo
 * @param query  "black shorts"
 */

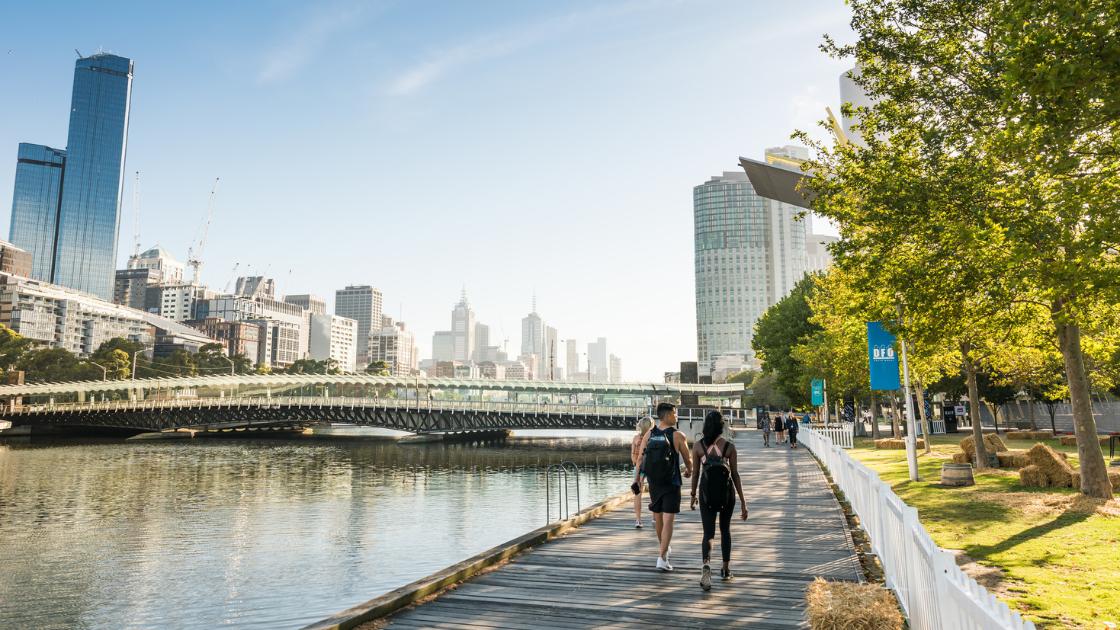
xmin=648 ymin=483 xmax=682 ymax=514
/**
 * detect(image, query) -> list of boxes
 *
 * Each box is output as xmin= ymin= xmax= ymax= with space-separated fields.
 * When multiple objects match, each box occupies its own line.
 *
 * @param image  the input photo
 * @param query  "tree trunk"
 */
xmin=870 ymin=392 xmax=881 ymax=439
xmin=915 ymin=380 xmax=932 ymax=454
xmin=987 ymin=402 xmax=1001 ymax=434
xmin=1027 ymin=398 xmax=1037 ymax=430
xmin=889 ymin=395 xmax=901 ymax=438
xmin=961 ymin=340 xmax=989 ymax=470
xmin=1046 ymin=404 xmax=1058 ymax=435
xmin=1054 ymin=313 xmax=1113 ymax=499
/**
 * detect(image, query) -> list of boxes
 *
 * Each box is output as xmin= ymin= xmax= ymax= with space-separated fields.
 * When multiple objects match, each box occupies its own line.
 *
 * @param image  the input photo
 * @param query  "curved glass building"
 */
xmin=693 ymin=148 xmax=808 ymax=377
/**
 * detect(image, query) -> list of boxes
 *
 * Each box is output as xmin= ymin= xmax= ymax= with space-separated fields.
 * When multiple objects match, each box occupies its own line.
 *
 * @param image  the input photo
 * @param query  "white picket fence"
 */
xmin=802 ymin=427 xmax=1037 ymax=630
xmin=814 ymin=424 xmax=854 ymax=448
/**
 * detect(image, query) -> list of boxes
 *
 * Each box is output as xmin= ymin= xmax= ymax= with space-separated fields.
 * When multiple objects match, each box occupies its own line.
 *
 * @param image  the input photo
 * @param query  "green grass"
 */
xmin=847 ymin=433 xmax=1119 ymax=629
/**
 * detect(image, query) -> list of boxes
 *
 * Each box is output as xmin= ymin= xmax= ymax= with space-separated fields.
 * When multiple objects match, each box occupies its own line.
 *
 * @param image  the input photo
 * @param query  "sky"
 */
xmin=0 ymin=1 xmax=854 ymax=380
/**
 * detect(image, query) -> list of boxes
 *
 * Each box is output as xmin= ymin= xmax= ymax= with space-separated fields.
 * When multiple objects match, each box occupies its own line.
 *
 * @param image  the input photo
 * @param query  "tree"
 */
xmin=753 ymin=275 xmax=821 ymax=406
xmin=742 ymin=372 xmax=790 ymax=410
xmin=815 ymin=0 xmax=1118 ymax=497
xmin=284 ymin=358 xmax=340 ymax=375
xmin=91 ymin=338 xmax=146 ymax=378
xmin=976 ymin=369 xmax=1017 ymax=434
xmin=18 ymin=348 xmax=92 ymax=383
xmin=0 ymin=324 xmax=32 ymax=372
xmin=365 ymin=360 xmax=391 ymax=376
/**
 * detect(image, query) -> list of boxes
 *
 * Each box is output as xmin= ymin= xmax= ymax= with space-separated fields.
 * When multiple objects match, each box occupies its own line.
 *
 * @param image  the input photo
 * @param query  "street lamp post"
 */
xmin=219 ymin=354 xmax=235 ymax=375
xmin=88 ymin=361 xmax=108 ymax=381
xmin=897 ymin=302 xmax=920 ymax=482
xmin=131 ymin=350 xmax=141 ymax=380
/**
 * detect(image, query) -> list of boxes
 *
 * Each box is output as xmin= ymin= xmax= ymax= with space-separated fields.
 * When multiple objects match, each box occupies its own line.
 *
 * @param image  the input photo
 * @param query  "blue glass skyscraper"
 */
xmin=53 ymin=53 xmax=133 ymax=299
xmin=9 ymin=143 xmax=66 ymax=282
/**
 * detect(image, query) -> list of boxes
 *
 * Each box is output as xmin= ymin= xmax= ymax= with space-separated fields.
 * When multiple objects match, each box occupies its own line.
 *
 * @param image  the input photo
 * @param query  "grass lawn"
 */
xmin=847 ymin=433 xmax=1119 ymax=629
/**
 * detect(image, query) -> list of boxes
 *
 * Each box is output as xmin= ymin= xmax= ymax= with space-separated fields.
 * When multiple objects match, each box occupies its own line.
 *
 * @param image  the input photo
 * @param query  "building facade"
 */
xmin=235 ymin=276 xmax=275 ymax=299
xmin=369 ymin=319 xmax=417 ymax=376
xmin=8 ymin=143 xmax=66 ymax=282
xmin=565 ymin=339 xmax=579 ymax=380
xmin=806 ymin=233 xmax=839 ymax=273
xmin=588 ymin=337 xmax=608 ymax=381
xmin=335 ymin=285 xmax=383 ymax=368
xmin=609 ymin=354 xmax=622 ymax=383
xmin=693 ymin=161 xmax=808 ymax=375
xmin=285 ymin=294 xmax=326 ymax=315
xmin=0 ymin=241 xmax=33 ymax=279
xmin=451 ymin=292 xmax=475 ymax=362
xmin=187 ymin=317 xmax=261 ymax=362
xmin=197 ymin=294 xmax=306 ymax=368
xmin=309 ymin=313 xmax=358 ymax=372
xmin=113 ymin=267 xmax=160 ymax=310
xmin=52 ymin=54 xmax=134 ymax=300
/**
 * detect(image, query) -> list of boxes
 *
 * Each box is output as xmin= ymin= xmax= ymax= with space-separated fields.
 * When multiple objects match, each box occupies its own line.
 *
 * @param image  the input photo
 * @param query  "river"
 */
xmin=0 ymin=434 xmax=633 ymax=628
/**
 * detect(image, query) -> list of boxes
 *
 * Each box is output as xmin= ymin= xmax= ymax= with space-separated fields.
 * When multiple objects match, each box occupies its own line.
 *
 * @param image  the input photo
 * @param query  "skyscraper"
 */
xmin=565 ymin=339 xmax=579 ymax=379
xmin=9 ymin=143 xmax=66 ymax=282
xmin=693 ymin=157 xmax=808 ymax=375
xmin=451 ymin=291 xmax=476 ymax=362
xmin=335 ymin=284 xmax=383 ymax=368
xmin=52 ymin=53 xmax=134 ymax=300
xmin=521 ymin=305 xmax=544 ymax=360
xmin=588 ymin=337 xmax=608 ymax=381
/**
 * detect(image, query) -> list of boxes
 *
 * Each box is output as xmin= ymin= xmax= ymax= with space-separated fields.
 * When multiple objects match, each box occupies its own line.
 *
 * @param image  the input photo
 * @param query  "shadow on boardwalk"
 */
xmin=379 ymin=430 xmax=861 ymax=629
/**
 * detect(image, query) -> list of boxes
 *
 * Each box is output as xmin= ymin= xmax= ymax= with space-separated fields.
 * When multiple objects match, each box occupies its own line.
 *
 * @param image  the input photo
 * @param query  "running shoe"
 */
xmin=721 ymin=567 xmax=734 ymax=581
xmin=635 ymin=520 xmax=643 ymax=529
xmin=700 ymin=564 xmax=712 ymax=591
xmin=656 ymin=557 xmax=673 ymax=572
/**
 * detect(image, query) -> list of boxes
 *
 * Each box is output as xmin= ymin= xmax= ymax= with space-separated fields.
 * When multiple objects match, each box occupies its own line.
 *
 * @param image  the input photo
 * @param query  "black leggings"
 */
xmin=700 ymin=498 xmax=735 ymax=563
xmin=789 ymin=431 xmax=798 ymax=445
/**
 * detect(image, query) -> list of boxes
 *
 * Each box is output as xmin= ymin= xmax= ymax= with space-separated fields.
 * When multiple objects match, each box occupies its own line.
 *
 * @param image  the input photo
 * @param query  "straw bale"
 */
xmin=1018 ymin=465 xmax=1047 ymax=488
xmin=996 ymin=450 xmax=1029 ymax=469
xmin=1026 ymin=431 xmax=1053 ymax=440
xmin=1070 ymin=471 xmax=1080 ymax=489
xmin=952 ymin=452 xmax=970 ymax=464
xmin=1059 ymin=434 xmax=1109 ymax=446
xmin=1110 ymin=472 xmax=1120 ymax=490
xmin=959 ymin=434 xmax=1009 ymax=464
xmin=805 ymin=577 xmax=903 ymax=630
xmin=1005 ymin=431 xmax=1031 ymax=440
xmin=1026 ymin=443 xmax=1075 ymax=487
xmin=875 ymin=438 xmax=924 ymax=449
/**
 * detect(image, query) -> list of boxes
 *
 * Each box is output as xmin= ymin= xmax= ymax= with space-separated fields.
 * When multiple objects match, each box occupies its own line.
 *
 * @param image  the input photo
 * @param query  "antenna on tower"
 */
xmin=131 ymin=171 xmax=141 ymax=257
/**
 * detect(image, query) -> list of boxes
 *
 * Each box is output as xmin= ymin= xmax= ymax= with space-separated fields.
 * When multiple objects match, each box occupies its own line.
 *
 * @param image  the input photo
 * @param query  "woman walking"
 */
xmin=630 ymin=416 xmax=654 ymax=528
xmin=690 ymin=410 xmax=748 ymax=591
xmin=773 ymin=412 xmax=785 ymax=444
xmin=787 ymin=413 xmax=800 ymax=449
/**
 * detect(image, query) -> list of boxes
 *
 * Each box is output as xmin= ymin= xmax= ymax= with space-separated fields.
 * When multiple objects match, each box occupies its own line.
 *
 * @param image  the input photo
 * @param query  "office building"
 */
xmin=503 ymin=361 xmax=529 ymax=380
xmin=235 ymin=276 xmax=276 ymax=299
xmin=0 ymin=241 xmax=33 ymax=278
xmin=839 ymin=65 xmax=874 ymax=146
xmin=609 ymin=354 xmax=622 ymax=383
xmin=335 ymin=284 xmax=383 ymax=368
xmin=197 ymin=294 xmax=307 ymax=368
xmin=126 ymin=246 xmax=183 ymax=284
xmin=693 ymin=159 xmax=807 ymax=375
xmin=286 ymin=294 xmax=326 ymax=315
xmin=588 ymin=337 xmax=608 ymax=381
xmin=565 ymin=339 xmax=579 ymax=379
xmin=806 ymin=233 xmax=839 ymax=273
xmin=8 ymin=144 xmax=65 ymax=282
xmin=0 ymin=272 xmax=213 ymax=358
xmin=369 ymin=318 xmax=417 ymax=376
xmin=477 ymin=361 xmax=506 ymax=379
xmin=114 ymin=268 xmax=159 ymax=310
xmin=146 ymin=283 xmax=214 ymax=322
xmin=432 ymin=330 xmax=455 ymax=363
xmin=472 ymin=322 xmax=490 ymax=362
xmin=451 ymin=291 xmax=475 ymax=362
xmin=187 ymin=318 xmax=261 ymax=363
xmin=51 ymin=54 xmax=134 ymax=300
xmin=309 ymin=313 xmax=358 ymax=372
xmin=521 ymin=309 xmax=544 ymax=360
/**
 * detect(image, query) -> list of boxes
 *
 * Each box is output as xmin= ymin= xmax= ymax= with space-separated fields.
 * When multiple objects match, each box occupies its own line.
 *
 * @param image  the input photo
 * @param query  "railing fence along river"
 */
xmin=0 ymin=434 xmax=633 ymax=629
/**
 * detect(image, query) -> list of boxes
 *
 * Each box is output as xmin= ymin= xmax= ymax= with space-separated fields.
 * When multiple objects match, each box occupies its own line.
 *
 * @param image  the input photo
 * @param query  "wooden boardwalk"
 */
xmin=380 ymin=430 xmax=861 ymax=629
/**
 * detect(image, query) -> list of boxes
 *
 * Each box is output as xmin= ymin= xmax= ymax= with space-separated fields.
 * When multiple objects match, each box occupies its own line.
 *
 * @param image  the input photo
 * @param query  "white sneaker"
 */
xmin=666 ymin=545 xmax=672 ymax=560
xmin=700 ymin=564 xmax=712 ymax=591
xmin=656 ymin=557 xmax=673 ymax=572
xmin=635 ymin=520 xmax=643 ymax=529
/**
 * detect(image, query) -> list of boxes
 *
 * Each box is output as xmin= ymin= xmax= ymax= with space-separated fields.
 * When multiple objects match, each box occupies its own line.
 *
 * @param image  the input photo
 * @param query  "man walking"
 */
xmin=633 ymin=402 xmax=692 ymax=571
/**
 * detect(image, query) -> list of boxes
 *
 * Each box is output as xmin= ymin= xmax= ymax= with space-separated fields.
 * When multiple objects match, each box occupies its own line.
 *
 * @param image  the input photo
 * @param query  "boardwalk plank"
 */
xmin=382 ymin=430 xmax=859 ymax=629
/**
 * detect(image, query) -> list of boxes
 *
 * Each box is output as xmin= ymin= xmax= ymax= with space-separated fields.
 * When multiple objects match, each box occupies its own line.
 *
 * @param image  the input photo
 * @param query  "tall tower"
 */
xmin=53 ymin=53 xmax=134 ymax=299
xmin=451 ymin=289 xmax=475 ymax=362
xmin=335 ymin=285 xmax=383 ymax=368
xmin=8 ymin=143 xmax=66 ymax=282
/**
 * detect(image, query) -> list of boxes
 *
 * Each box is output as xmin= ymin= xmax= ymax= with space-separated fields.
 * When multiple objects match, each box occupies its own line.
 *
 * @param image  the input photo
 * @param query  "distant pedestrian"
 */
xmin=633 ymin=402 xmax=692 ymax=571
xmin=760 ymin=412 xmax=772 ymax=447
xmin=630 ymin=416 xmax=654 ymax=528
xmin=690 ymin=410 xmax=748 ymax=591
xmin=774 ymin=412 xmax=785 ymax=444
xmin=787 ymin=414 xmax=800 ymax=449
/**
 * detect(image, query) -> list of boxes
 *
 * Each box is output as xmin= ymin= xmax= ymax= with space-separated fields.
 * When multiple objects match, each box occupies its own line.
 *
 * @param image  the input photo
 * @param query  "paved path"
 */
xmin=382 ymin=430 xmax=861 ymax=629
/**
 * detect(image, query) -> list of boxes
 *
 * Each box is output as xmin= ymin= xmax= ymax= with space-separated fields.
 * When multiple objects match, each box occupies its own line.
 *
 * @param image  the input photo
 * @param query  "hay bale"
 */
xmin=1069 ymin=471 xmax=1080 ymax=489
xmin=986 ymin=433 xmax=1008 ymax=452
xmin=806 ymin=577 xmax=903 ymax=630
xmin=1026 ymin=443 xmax=1076 ymax=487
xmin=996 ymin=450 xmax=1029 ymax=469
xmin=1058 ymin=434 xmax=1109 ymax=446
xmin=1026 ymin=431 xmax=1053 ymax=440
xmin=874 ymin=438 xmax=924 ymax=449
xmin=1110 ymin=472 xmax=1120 ymax=490
xmin=952 ymin=451 xmax=970 ymax=464
xmin=958 ymin=434 xmax=1008 ymax=464
xmin=1018 ymin=465 xmax=1047 ymax=487
xmin=1005 ymin=430 xmax=1031 ymax=440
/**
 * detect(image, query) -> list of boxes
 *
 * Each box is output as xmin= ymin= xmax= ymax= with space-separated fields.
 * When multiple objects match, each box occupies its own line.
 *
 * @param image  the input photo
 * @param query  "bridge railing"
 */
xmin=13 ymin=395 xmax=651 ymax=420
xmin=801 ymin=426 xmax=1036 ymax=630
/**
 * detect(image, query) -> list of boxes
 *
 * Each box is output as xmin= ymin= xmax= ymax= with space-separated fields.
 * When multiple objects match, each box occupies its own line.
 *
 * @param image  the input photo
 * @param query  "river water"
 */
xmin=0 ymin=434 xmax=633 ymax=629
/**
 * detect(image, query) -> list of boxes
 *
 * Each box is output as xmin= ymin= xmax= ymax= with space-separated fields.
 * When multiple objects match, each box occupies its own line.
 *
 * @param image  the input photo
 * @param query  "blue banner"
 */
xmin=867 ymin=322 xmax=901 ymax=391
xmin=811 ymin=379 xmax=825 ymax=406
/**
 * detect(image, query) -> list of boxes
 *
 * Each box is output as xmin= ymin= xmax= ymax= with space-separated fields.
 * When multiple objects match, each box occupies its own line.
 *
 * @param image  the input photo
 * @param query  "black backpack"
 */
xmin=700 ymin=438 xmax=733 ymax=510
xmin=642 ymin=428 xmax=676 ymax=485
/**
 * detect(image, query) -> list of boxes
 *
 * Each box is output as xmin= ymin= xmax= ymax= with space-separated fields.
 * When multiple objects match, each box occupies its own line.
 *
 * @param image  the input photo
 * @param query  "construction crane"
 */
xmin=186 ymin=177 xmax=220 ymax=285
xmin=222 ymin=262 xmax=240 ymax=294
xmin=131 ymin=171 xmax=141 ymax=258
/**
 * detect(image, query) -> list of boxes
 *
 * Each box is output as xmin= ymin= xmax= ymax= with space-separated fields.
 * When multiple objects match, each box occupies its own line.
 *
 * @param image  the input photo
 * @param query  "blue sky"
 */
xmin=0 ymin=1 xmax=853 ymax=379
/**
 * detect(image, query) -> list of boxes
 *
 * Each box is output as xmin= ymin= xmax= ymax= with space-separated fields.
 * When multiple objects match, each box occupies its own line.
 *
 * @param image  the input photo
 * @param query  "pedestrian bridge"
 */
xmin=0 ymin=374 xmax=743 ymax=434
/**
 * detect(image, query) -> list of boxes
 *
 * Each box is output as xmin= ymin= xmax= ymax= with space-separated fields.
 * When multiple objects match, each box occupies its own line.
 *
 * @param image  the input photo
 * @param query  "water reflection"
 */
xmin=0 ymin=436 xmax=632 ymax=629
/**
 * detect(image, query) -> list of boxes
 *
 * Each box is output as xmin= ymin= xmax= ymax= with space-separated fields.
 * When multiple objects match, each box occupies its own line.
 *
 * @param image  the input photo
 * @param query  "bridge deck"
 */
xmin=378 ymin=430 xmax=861 ymax=629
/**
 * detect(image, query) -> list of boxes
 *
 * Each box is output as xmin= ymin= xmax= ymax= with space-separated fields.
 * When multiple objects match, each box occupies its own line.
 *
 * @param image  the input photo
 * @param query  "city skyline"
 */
xmin=0 ymin=2 xmax=853 ymax=379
